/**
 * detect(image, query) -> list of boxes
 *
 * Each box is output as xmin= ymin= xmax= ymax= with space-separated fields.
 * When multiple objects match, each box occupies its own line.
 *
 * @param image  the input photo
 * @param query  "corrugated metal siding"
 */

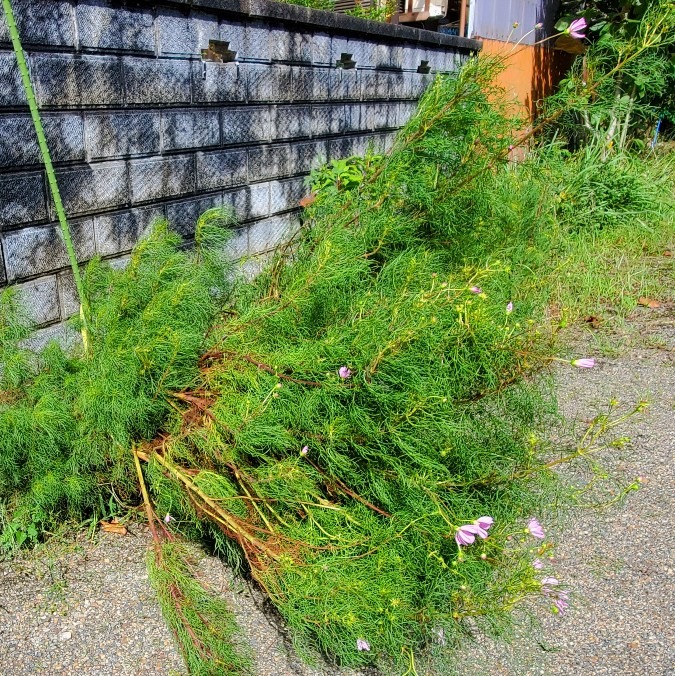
xmin=471 ymin=0 xmax=559 ymax=44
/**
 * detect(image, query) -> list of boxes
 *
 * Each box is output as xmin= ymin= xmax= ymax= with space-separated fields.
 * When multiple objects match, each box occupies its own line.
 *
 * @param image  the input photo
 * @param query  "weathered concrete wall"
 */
xmin=0 ymin=0 xmax=479 ymax=329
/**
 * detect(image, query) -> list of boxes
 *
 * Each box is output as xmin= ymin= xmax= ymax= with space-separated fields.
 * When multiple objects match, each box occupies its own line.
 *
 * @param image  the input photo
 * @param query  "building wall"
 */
xmin=0 ymin=0 xmax=480 ymax=330
xmin=480 ymin=37 xmax=570 ymax=117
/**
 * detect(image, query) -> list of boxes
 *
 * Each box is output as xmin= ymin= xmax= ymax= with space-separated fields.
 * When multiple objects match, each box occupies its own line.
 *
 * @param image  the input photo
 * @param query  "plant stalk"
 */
xmin=2 ymin=0 xmax=91 ymax=353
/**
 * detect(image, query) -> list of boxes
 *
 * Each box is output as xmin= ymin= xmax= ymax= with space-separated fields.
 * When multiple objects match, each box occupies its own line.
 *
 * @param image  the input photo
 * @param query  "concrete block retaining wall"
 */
xmin=0 ymin=0 xmax=479 ymax=329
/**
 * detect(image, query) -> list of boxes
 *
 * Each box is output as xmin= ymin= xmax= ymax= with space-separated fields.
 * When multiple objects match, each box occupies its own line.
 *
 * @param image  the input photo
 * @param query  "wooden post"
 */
xmin=459 ymin=0 xmax=467 ymax=37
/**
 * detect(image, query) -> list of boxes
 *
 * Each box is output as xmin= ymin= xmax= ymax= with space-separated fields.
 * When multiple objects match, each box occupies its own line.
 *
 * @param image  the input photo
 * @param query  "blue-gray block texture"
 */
xmin=0 ymin=0 xmax=480 ymax=327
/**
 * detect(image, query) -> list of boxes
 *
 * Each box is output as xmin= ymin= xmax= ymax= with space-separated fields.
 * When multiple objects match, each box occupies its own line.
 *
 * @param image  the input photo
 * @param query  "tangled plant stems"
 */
xmin=0 ymin=50 xmax=662 ymax=673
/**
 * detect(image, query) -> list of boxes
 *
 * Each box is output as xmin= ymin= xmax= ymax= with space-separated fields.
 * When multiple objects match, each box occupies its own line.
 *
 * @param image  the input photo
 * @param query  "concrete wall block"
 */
xmin=291 ymin=140 xmax=327 ymax=174
xmin=291 ymin=67 xmax=329 ymax=103
xmin=242 ymin=21 xmax=272 ymax=63
xmin=129 ymin=155 xmax=195 ymax=204
xmin=218 ymin=18 xmax=246 ymax=58
xmin=162 ymin=109 xmax=220 ymax=152
xmin=2 ymin=219 xmax=95 ymax=282
xmin=124 ymin=57 xmax=191 ymax=105
xmin=223 ymin=182 xmax=270 ymax=222
xmin=221 ymin=106 xmax=270 ymax=145
xmin=94 ymin=205 xmax=165 ymax=257
xmin=386 ymin=72 xmax=405 ymax=99
xmin=157 ymin=8 xmax=219 ymax=56
xmin=85 ymin=111 xmax=159 ymax=160
xmin=33 ymin=54 xmax=123 ymax=107
xmin=330 ymin=36 xmax=349 ymax=67
xmin=269 ymin=177 xmax=306 ymax=214
xmin=400 ymin=71 xmax=416 ymax=100
xmin=328 ymin=136 xmax=355 ymax=161
xmin=0 ymin=51 xmax=27 ymax=107
xmin=311 ymin=103 xmax=350 ymax=137
xmin=399 ymin=100 xmax=417 ymax=126
xmin=194 ymin=61 xmax=246 ymax=103
xmin=360 ymin=71 xmax=379 ymax=100
xmin=76 ymin=1 xmax=155 ymax=52
xmin=15 ymin=275 xmax=60 ymax=326
xmin=166 ymin=194 xmax=222 ymax=239
xmin=272 ymin=105 xmax=311 ymax=141
xmin=224 ymin=226 xmax=248 ymax=259
xmin=0 ymin=173 xmax=47 ymax=228
xmin=348 ymin=39 xmax=376 ymax=69
xmin=375 ymin=43 xmax=402 ymax=70
xmin=195 ymin=149 xmax=247 ymax=191
xmin=0 ymin=0 xmax=75 ymax=47
xmin=247 ymin=65 xmax=292 ymax=103
xmin=0 ymin=113 xmax=84 ymax=168
xmin=312 ymin=33 xmax=331 ymax=66
xmin=272 ymin=28 xmax=311 ymax=64
xmin=401 ymin=45 xmax=419 ymax=72
xmin=329 ymin=68 xmax=360 ymax=101
xmin=248 ymin=144 xmax=291 ymax=181
xmin=363 ymin=102 xmax=389 ymax=131
xmin=56 ymin=269 xmax=79 ymax=319
xmin=343 ymin=103 xmax=361 ymax=133
xmin=248 ymin=212 xmax=299 ymax=255
xmin=56 ymin=161 xmax=127 ymax=217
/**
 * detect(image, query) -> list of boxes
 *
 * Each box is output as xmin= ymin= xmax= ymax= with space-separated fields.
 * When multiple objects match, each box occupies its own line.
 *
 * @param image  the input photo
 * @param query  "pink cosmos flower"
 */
xmin=474 ymin=516 xmax=494 ymax=531
xmin=506 ymin=301 xmax=513 ymax=314
xmin=532 ymin=558 xmax=544 ymax=570
xmin=541 ymin=576 xmax=559 ymax=587
xmin=356 ymin=638 xmax=370 ymax=651
xmin=164 ymin=513 xmax=175 ymax=524
xmin=469 ymin=286 xmax=482 ymax=294
xmin=571 ymin=358 xmax=595 ymax=369
xmin=568 ymin=17 xmax=587 ymax=39
xmin=527 ymin=517 xmax=545 ymax=539
xmin=338 ymin=366 xmax=352 ymax=379
xmin=300 ymin=446 xmax=309 ymax=456
xmin=455 ymin=523 xmax=488 ymax=546
xmin=553 ymin=598 xmax=569 ymax=614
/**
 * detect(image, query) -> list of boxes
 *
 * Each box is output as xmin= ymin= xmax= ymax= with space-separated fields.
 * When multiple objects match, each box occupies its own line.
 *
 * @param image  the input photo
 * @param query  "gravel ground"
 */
xmin=0 ymin=314 xmax=673 ymax=675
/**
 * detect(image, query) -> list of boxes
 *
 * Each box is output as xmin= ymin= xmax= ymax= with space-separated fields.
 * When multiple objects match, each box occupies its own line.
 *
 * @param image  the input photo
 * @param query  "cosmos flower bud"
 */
xmin=571 ymin=358 xmax=595 ymax=369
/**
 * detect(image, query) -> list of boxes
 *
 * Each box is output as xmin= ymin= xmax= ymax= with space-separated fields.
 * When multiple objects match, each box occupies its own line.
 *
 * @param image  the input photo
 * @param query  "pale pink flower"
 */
xmin=338 ymin=366 xmax=352 ymax=379
xmin=541 ymin=576 xmax=559 ymax=587
xmin=568 ymin=17 xmax=587 ymax=39
xmin=527 ymin=517 xmax=545 ymax=539
xmin=474 ymin=516 xmax=494 ymax=531
xmin=532 ymin=558 xmax=544 ymax=570
xmin=300 ymin=446 xmax=309 ymax=456
xmin=571 ymin=358 xmax=595 ymax=369
xmin=534 ymin=22 xmax=543 ymax=29
xmin=455 ymin=523 xmax=488 ymax=546
xmin=506 ymin=301 xmax=513 ymax=314
xmin=356 ymin=638 xmax=370 ymax=651
xmin=469 ymin=286 xmax=482 ymax=294
xmin=553 ymin=598 xmax=569 ymax=614
xmin=164 ymin=513 xmax=175 ymax=524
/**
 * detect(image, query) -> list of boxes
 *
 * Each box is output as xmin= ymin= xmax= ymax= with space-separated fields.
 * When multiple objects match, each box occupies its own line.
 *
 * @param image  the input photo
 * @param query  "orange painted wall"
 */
xmin=480 ymin=38 xmax=573 ymax=119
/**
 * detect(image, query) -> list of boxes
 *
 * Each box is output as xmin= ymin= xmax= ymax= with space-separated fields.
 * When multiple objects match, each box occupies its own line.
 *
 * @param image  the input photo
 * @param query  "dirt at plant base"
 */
xmin=0 ymin=314 xmax=673 ymax=676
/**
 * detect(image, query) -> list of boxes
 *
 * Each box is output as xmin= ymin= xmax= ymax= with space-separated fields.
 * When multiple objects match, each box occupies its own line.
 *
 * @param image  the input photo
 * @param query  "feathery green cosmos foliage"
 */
xmin=0 ymin=211 xmax=235 ymax=526
xmin=0 ymin=54 xmax=670 ymax=673
xmin=148 ymin=542 xmax=253 ymax=675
